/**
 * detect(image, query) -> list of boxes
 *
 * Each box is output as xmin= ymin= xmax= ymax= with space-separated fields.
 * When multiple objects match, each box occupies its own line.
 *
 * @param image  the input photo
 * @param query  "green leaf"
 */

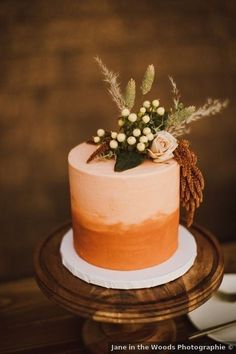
xmin=152 ymin=112 xmax=168 ymax=130
xmin=114 ymin=151 xmax=145 ymax=172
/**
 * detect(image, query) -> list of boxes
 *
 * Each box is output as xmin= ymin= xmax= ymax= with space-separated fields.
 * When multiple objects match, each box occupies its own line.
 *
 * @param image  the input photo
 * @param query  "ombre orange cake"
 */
xmin=67 ymin=58 xmax=227 ymax=275
xmin=69 ymin=143 xmax=180 ymax=270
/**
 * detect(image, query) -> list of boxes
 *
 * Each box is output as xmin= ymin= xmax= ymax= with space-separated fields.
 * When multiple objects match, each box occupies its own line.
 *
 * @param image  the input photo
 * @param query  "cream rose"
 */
xmin=148 ymin=131 xmax=178 ymax=162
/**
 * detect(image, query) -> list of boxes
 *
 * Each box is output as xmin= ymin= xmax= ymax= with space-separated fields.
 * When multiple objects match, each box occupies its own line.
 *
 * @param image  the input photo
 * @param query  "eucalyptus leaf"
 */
xmin=114 ymin=151 xmax=145 ymax=172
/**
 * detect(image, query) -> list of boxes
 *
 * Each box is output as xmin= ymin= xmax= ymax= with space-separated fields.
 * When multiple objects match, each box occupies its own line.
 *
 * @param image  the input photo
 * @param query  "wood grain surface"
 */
xmin=1 ymin=241 xmax=234 ymax=353
xmin=34 ymin=223 xmax=224 ymax=324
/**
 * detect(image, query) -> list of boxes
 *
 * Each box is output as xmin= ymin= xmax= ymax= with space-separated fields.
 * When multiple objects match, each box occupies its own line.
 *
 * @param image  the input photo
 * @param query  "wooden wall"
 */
xmin=0 ymin=0 xmax=236 ymax=280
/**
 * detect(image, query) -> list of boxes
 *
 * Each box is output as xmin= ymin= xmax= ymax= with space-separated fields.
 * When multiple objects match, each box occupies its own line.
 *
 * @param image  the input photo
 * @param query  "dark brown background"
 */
xmin=0 ymin=0 xmax=235 ymax=281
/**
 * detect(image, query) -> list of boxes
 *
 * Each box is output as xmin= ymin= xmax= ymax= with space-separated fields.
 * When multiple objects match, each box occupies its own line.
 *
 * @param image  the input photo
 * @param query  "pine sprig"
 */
xmin=141 ymin=64 xmax=155 ymax=95
xmin=94 ymin=56 xmax=125 ymax=111
xmin=124 ymin=78 xmax=136 ymax=109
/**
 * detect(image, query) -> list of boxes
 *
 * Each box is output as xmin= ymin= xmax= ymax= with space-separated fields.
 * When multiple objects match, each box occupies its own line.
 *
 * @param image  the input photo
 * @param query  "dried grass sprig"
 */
xmin=174 ymin=139 xmax=204 ymax=227
xmin=124 ymin=78 xmax=136 ymax=109
xmin=87 ymin=140 xmax=111 ymax=163
xmin=169 ymin=76 xmax=180 ymax=109
xmin=185 ymin=98 xmax=229 ymax=125
xmin=167 ymin=75 xmax=228 ymax=137
xmin=94 ymin=56 xmax=125 ymax=111
xmin=167 ymin=79 xmax=228 ymax=137
xmin=141 ymin=64 xmax=155 ymax=95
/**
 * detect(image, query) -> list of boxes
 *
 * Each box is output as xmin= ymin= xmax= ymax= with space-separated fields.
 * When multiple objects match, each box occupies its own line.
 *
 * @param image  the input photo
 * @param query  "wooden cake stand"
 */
xmin=34 ymin=223 xmax=224 ymax=353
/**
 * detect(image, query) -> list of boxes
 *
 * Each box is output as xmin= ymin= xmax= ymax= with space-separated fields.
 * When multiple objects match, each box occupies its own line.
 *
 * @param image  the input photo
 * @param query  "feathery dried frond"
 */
xmin=185 ymin=98 xmax=229 ymax=124
xmin=141 ymin=64 xmax=155 ymax=95
xmin=169 ymin=76 xmax=181 ymax=109
xmin=167 ymin=75 xmax=228 ymax=137
xmin=94 ymin=56 xmax=125 ymax=111
xmin=124 ymin=78 xmax=136 ymax=109
xmin=167 ymin=95 xmax=228 ymax=137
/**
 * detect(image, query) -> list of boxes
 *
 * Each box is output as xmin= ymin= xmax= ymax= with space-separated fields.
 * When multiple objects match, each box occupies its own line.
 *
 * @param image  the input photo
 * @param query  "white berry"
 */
xmin=143 ymin=100 xmax=151 ymax=108
xmin=140 ymin=107 xmax=146 ymax=114
xmin=111 ymin=131 xmax=117 ymax=139
xmin=139 ymin=135 xmax=148 ymax=143
xmin=147 ymin=133 xmax=154 ymax=141
xmin=143 ymin=127 xmax=151 ymax=135
xmin=97 ymin=128 xmax=105 ymax=137
xmin=117 ymin=133 xmax=126 ymax=142
xmin=137 ymin=142 xmax=145 ymax=152
xmin=109 ymin=140 xmax=118 ymax=149
xmin=133 ymin=128 xmax=141 ymax=137
xmin=157 ymin=107 xmax=165 ymax=115
xmin=118 ymin=119 xmax=124 ymax=126
xmin=142 ymin=115 xmax=150 ymax=124
xmin=127 ymin=136 xmax=136 ymax=145
xmin=93 ymin=136 xmax=100 ymax=143
xmin=128 ymin=113 xmax=137 ymax=122
xmin=152 ymin=99 xmax=160 ymax=108
xmin=121 ymin=108 xmax=130 ymax=117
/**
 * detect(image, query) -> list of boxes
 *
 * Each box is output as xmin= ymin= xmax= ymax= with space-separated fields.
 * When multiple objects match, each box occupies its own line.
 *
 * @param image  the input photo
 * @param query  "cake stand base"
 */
xmin=35 ymin=222 xmax=224 ymax=353
xmin=83 ymin=320 xmax=176 ymax=353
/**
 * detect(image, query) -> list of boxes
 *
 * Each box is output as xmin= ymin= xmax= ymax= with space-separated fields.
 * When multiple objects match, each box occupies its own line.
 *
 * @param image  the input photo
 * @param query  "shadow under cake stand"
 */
xmin=34 ymin=223 xmax=224 ymax=353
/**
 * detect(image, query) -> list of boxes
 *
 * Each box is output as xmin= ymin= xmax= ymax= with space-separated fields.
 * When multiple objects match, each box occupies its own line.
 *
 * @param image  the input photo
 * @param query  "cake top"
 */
xmin=77 ymin=58 xmax=228 ymax=226
xmin=69 ymin=142 xmax=178 ymax=178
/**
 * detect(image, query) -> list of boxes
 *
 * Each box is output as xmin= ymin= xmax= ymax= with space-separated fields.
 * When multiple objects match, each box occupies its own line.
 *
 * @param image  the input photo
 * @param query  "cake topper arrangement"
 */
xmin=87 ymin=57 xmax=228 ymax=226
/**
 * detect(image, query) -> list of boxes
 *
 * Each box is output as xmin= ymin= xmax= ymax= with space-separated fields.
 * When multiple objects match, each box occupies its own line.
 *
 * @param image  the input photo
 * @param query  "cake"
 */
xmin=69 ymin=143 xmax=179 ymax=270
xmin=66 ymin=58 xmax=227 ymax=279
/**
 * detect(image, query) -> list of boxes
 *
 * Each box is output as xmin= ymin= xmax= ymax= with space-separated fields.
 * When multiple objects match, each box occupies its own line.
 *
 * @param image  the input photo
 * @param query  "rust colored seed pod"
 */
xmin=174 ymin=139 xmax=204 ymax=227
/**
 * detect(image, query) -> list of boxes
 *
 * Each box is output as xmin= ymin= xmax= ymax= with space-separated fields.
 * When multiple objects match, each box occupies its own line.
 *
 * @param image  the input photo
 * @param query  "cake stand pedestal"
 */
xmin=34 ymin=223 xmax=224 ymax=353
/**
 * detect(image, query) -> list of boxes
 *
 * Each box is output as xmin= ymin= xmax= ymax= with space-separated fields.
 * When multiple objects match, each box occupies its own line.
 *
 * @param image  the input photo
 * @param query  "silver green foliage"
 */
xmin=124 ymin=78 xmax=136 ymax=109
xmin=166 ymin=105 xmax=196 ymax=137
xmin=141 ymin=64 xmax=155 ymax=95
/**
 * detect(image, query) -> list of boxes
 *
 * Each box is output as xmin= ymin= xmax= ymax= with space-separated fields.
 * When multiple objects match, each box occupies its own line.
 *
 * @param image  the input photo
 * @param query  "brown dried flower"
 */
xmin=174 ymin=139 xmax=204 ymax=227
xmin=87 ymin=140 xmax=111 ymax=163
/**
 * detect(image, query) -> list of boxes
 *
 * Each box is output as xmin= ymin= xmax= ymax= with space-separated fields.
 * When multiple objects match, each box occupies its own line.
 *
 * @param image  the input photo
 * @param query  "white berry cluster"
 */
xmin=93 ymin=128 xmax=105 ymax=143
xmin=142 ymin=100 xmax=165 ymax=116
xmin=92 ymin=99 xmax=166 ymax=155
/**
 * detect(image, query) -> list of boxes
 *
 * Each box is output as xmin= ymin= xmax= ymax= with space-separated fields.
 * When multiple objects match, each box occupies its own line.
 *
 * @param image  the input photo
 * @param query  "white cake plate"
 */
xmin=60 ymin=225 xmax=197 ymax=290
xmin=60 ymin=225 xmax=197 ymax=289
